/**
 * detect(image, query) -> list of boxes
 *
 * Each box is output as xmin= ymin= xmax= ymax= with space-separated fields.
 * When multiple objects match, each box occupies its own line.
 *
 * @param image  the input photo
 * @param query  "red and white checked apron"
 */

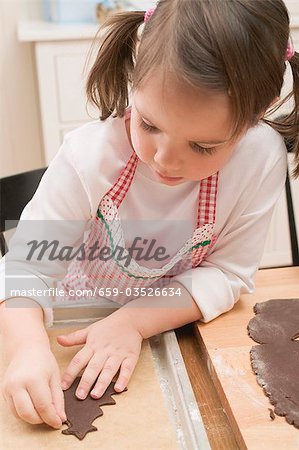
xmin=57 ymin=112 xmax=219 ymax=306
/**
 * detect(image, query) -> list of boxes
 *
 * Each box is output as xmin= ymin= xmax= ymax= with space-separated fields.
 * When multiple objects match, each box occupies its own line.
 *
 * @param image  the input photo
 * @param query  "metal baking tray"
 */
xmin=53 ymin=305 xmax=211 ymax=449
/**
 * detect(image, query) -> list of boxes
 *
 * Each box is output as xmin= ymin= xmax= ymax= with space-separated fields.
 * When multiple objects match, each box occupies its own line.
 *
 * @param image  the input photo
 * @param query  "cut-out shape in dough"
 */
xmin=247 ymin=299 xmax=299 ymax=428
xmin=62 ymin=377 xmax=127 ymax=440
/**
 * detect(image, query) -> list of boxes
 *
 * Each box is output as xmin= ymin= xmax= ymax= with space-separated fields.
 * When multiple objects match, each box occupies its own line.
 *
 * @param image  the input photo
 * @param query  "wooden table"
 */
xmin=1 ymin=267 xmax=297 ymax=448
xmin=176 ymin=267 xmax=299 ymax=450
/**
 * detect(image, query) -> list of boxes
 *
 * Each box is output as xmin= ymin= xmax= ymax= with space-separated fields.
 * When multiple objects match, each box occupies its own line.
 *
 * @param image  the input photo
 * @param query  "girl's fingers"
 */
xmin=114 ymin=356 xmax=139 ymax=392
xmin=50 ymin=375 xmax=67 ymax=423
xmin=27 ymin=381 xmax=62 ymax=429
xmin=57 ymin=328 xmax=88 ymax=347
xmin=75 ymin=353 xmax=108 ymax=399
xmin=61 ymin=346 xmax=93 ymax=391
xmin=13 ymin=389 xmax=44 ymax=425
xmin=89 ymin=356 xmax=121 ymax=399
xmin=5 ymin=394 xmax=23 ymax=421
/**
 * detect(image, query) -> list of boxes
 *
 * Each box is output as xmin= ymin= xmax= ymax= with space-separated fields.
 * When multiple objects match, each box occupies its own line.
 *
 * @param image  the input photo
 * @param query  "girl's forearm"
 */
xmin=115 ymin=282 xmax=202 ymax=339
xmin=0 ymin=298 xmax=50 ymax=358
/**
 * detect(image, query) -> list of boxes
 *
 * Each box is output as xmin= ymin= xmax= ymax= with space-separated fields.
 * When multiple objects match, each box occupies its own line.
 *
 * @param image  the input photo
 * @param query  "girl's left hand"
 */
xmin=56 ymin=313 xmax=143 ymax=400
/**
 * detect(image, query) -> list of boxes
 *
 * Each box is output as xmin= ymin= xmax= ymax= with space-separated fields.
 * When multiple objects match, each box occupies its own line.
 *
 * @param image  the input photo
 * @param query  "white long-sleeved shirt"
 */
xmin=0 ymin=113 xmax=287 ymax=327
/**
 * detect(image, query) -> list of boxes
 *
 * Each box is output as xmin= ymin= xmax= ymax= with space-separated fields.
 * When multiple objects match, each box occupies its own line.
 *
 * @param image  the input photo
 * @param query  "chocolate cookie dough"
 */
xmin=247 ymin=299 xmax=299 ymax=428
xmin=62 ymin=377 xmax=127 ymax=440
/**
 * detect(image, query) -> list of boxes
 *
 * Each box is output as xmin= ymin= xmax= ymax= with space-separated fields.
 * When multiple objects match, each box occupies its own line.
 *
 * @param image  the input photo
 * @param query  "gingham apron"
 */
xmin=57 ymin=117 xmax=219 ymax=306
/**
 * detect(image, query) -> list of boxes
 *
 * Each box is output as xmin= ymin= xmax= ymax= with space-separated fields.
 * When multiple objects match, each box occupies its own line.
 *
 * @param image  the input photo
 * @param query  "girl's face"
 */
xmin=127 ymin=71 xmax=244 ymax=185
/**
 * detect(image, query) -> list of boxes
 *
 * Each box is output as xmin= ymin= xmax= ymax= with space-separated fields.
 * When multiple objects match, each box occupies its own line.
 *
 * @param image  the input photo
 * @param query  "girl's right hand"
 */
xmin=1 ymin=344 xmax=66 ymax=429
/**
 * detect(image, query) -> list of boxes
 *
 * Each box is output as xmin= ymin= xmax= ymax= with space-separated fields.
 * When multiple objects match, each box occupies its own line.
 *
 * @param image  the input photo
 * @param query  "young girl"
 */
xmin=0 ymin=0 xmax=298 ymax=430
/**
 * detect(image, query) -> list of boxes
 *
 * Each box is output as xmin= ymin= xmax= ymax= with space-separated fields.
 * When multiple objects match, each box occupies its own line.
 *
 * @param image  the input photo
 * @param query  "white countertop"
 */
xmin=18 ymin=14 xmax=299 ymax=43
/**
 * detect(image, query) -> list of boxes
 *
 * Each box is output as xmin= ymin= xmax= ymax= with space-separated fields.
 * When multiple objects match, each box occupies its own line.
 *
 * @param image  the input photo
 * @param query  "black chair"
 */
xmin=271 ymin=115 xmax=299 ymax=266
xmin=285 ymin=139 xmax=299 ymax=266
xmin=286 ymin=170 xmax=299 ymax=266
xmin=0 ymin=167 xmax=47 ymax=256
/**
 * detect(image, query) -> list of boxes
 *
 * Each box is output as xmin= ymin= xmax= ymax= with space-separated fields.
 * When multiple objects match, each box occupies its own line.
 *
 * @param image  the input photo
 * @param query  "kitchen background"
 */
xmin=0 ymin=0 xmax=155 ymax=177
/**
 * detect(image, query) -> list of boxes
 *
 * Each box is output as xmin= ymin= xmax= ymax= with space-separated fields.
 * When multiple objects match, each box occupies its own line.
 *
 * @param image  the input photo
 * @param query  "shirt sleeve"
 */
xmin=173 ymin=136 xmax=288 ymax=323
xmin=0 ymin=135 xmax=92 ymax=328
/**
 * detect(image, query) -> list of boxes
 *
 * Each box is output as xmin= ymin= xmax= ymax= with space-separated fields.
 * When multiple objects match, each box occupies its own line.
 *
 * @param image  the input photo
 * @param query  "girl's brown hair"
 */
xmin=86 ymin=0 xmax=299 ymax=177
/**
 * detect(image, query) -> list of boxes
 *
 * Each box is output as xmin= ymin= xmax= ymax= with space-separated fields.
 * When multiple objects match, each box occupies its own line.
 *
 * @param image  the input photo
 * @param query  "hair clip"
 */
xmin=285 ymin=39 xmax=295 ymax=61
xmin=144 ymin=7 xmax=156 ymax=23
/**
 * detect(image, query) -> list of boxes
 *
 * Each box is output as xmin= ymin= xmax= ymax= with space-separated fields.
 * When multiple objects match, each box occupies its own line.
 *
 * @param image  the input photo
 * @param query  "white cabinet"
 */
xmin=18 ymin=20 xmax=299 ymax=268
xmin=18 ymin=21 xmax=101 ymax=162
xmin=35 ymin=40 xmax=99 ymax=161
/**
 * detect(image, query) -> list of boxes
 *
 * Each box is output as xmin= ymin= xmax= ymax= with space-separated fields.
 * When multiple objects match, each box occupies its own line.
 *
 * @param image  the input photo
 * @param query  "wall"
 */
xmin=0 ymin=0 xmax=44 ymax=177
xmin=286 ymin=0 xmax=299 ymax=16
xmin=1 ymin=0 xmax=299 ymax=177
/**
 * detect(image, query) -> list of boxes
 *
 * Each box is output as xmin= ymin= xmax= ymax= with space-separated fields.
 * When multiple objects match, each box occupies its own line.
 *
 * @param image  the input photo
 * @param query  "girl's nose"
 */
xmin=153 ymin=144 xmax=183 ymax=173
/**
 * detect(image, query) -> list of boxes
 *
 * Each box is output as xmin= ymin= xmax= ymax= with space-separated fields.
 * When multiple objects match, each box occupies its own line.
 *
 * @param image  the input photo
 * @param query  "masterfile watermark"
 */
xmin=26 ymin=237 xmax=171 ymax=267
xmin=4 ymin=218 xmax=194 ymax=270
xmin=8 ymin=286 xmax=183 ymax=300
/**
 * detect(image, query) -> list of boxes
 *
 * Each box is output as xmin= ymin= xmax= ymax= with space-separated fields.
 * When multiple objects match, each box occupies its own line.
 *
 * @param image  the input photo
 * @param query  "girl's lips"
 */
xmin=154 ymin=170 xmax=183 ymax=181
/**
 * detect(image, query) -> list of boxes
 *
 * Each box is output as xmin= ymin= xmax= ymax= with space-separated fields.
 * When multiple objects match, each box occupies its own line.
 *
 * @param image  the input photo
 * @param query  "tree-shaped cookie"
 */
xmin=62 ymin=377 xmax=127 ymax=440
xmin=248 ymin=299 xmax=299 ymax=428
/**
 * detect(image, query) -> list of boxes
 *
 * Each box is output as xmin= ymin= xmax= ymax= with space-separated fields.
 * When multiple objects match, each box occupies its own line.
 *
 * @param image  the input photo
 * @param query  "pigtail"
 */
xmin=86 ymin=11 xmax=145 ymax=120
xmin=264 ymin=51 xmax=299 ymax=178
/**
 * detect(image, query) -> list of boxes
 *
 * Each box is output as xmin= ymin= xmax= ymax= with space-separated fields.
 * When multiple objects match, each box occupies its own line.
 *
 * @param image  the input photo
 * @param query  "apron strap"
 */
xmin=106 ymin=151 xmax=138 ymax=208
xmin=105 ymin=107 xmax=137 ymax=208
xmin=196 ymin=172 xmax=218 ymax=227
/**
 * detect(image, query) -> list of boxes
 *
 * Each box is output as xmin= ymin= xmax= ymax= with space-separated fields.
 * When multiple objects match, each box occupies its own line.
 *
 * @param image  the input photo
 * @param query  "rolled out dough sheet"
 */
xmin=0 ymin=327 xmax=179 ymax=449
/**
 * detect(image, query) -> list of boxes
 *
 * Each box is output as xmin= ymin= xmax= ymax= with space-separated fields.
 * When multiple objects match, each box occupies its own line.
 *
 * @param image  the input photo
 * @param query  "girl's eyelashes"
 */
xmin=191 ymin=143 xmax=217 ymax=155
xmin=139 ymin=118 xmax=157 ymax=133
xmin=138 ymin=118 xmax=217 ymax=155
